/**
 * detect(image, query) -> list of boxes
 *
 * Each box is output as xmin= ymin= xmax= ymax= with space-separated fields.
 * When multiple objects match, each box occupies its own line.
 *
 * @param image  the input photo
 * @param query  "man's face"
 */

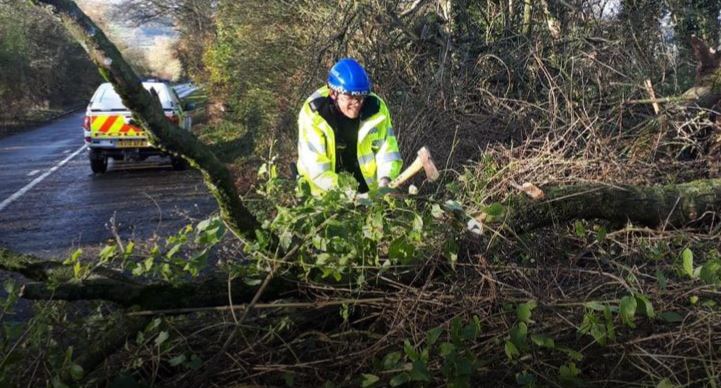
xmin=332 ymin=91 xmax=365 ymax=119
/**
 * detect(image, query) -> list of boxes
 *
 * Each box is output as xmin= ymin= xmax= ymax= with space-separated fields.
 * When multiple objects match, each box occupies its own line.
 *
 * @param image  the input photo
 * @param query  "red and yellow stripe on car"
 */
xmin=89 ymin=115 xmax=144 ymax=137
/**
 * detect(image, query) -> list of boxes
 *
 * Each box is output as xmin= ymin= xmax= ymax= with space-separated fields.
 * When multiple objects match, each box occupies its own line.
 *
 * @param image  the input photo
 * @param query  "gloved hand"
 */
xmin=379 ymin=177 xmax=391 ymax=188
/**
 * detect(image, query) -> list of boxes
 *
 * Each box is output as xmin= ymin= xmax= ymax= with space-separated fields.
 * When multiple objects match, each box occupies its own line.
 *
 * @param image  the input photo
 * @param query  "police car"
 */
xmin=82 ymin=80 xmax=193 ymax=173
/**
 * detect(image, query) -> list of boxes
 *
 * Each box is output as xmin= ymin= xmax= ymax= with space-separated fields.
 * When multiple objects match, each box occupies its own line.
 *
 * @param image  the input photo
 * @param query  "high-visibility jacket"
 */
xmin=297 ymin=86 xmax=403 ymax=195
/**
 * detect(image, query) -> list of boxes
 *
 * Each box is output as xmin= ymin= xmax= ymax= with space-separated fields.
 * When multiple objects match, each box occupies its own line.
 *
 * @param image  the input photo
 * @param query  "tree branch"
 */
xmin=31 ymin=0 xmax=260 ymax=239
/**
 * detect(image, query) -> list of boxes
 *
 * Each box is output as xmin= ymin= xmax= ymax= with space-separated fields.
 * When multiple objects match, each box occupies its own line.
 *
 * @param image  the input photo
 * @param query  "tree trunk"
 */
xmin=507 ymin=179 xmax=721 ymax=232
xmin=30 ymin=0 xmax=261 ymax=240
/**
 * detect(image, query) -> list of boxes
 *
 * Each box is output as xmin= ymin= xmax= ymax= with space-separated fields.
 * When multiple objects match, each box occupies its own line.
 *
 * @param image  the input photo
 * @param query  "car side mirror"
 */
xmin=184 ymin=102 xmax=196 ymax=111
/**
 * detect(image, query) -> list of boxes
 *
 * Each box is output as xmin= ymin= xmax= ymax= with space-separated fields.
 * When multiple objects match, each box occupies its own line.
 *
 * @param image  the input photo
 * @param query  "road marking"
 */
xmin=0 ymin=145 xmax=87 ymax=212
xmin=27 ymin=170 xmax=40 ymax=177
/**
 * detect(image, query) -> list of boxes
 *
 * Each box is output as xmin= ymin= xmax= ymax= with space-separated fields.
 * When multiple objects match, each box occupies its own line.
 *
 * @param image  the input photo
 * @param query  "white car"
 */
xmin=82 ymin=81 xmax=194 ymax=173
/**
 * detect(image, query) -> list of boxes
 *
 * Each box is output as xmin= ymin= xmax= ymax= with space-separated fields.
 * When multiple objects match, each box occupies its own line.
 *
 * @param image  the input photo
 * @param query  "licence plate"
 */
xmin=117 ymin=139 xmax=149 ymax=148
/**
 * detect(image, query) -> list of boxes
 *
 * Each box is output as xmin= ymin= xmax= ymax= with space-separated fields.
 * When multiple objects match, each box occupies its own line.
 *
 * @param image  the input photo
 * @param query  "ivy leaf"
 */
xmin=382 ymin=351 xmax=402 ymax=369
xmin=389 ymin=372 xmax=410 ymax=387
xmin=409 ymin=360 xmax=430 ymax=382
xmin=516 ymin=301 xmax=536 ymax=323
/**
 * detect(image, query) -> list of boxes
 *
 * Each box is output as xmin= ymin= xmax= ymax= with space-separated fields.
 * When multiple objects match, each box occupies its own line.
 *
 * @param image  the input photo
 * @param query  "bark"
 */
xmin=507 ymin=179 xmax=721 ymax=232
xmin=0 ymin=247 xmax=296 ymax=310
xmin=681 ymin=36 xmax=721 ymax=109
xmin=30 ymin=0 xmax=260 ymax=239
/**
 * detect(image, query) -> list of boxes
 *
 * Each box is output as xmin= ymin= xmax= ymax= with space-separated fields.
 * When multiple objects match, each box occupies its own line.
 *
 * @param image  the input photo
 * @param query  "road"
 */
xmin=0 ymin=112 xmax=218 ymax=258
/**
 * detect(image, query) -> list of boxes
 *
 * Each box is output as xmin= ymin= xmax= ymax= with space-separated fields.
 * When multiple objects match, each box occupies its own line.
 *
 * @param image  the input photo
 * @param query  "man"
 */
xmin=297 ymin=58 xmax=403 ymax=195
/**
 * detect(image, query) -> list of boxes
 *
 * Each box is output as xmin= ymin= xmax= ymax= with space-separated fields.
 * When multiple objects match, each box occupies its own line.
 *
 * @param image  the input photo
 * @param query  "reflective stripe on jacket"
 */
xmin=297 ymin=86 xmax=402 ymax=195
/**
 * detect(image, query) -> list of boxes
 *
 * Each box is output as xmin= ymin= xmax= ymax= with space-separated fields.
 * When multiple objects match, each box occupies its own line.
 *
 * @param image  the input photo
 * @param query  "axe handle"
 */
xmin=388 ymin=156 xmax=423 ymax=188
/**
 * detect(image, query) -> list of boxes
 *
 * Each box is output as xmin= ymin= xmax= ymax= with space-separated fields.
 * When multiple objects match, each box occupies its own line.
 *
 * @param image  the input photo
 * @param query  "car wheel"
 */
xmin=171 ymin=156 xmax=187 ymax=170
xmin=89 ymin=150 xmax=108 ymax=173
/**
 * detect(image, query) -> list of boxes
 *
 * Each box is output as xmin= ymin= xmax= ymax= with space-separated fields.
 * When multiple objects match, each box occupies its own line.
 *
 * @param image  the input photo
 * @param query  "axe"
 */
xmin=388 ymin=146 xmax=439 ymax=188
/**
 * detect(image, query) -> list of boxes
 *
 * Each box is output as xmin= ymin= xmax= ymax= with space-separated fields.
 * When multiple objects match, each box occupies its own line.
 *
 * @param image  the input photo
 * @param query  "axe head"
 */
xmin=417 ymin=146 xmax=439 ymax=181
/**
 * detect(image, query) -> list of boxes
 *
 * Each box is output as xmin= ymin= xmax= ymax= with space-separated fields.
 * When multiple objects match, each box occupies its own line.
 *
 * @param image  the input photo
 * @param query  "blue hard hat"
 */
xmin=327 ymin=58 xmax=371 ymax=95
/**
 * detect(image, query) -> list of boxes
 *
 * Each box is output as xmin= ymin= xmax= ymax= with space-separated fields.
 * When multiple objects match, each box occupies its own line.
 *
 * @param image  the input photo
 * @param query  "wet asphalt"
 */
xmin=0 ymin=112 xmax=218 ymax=259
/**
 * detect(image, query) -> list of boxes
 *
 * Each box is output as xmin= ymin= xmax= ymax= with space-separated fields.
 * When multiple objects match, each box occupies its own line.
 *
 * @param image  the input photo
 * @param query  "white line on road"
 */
xmin=0 ymin=144 xmax=87 ymax=212
xmin=27 ymin=169 xmax=40 ymax=177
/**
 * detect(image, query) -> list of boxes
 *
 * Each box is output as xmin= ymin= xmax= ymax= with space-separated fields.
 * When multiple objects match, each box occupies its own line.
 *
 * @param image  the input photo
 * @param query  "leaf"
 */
xmin=619 ymin=295 xmax=637 ymax=328
xmin=166 ymin=243 xmax=182 ymax=259
xmin=443 ymin=200 xmax=464 ymax=212
xmin=484 ymin=202 xmax=504 ymax=217
xmin=657 ymin=378 xmax=676 ymax=388
xmin=516 ymin=301 xmax=536 ymax=323
xmin=388 ymin=237 xmax=416 ymax=264
xmin=530 ymin=334 xmax=555 ymax=348
xmin=141 ymin=257 xmax=154 ymax=272
xmin=361 ymin=374 xmax=380 ymax=387
xmin=69 ymin=363 xmax=84 ymax=380
xmin=426 ymin=327 xmax=443 ymax=346
xmin=510 ymin=322 xmax=528 ymax=350
xmin=682 ymin=248 xmax=694 ymax=278
xmin=635 ymin=294 xmax=655 ymax=318
xmin=431 ymin=204 xmax=444 ymax=218
xmin=169 ymin=354 xmax=186 ymax=367
xmin=403 ymin=340 xmax=420 ymax=361
xmin=155 ymin=331 xmax=169 ymax=346
xmin=504 ymin=340 xmax=520 ymax=360
xmin=574 ymin=220 xmax=586 ymax=238
xmin=700 ymin=259 xmax=721 ymax=285
xmin=389 ymin=373 xmax=410 ymax=387
xmin=382 ymin=351 xmax=402 ymax=369
xmin=439 ymin=342 xmax=455 ymax=357
xmin=409 ymin=360 xmax=430 ymax=382
xmin=584 ymin=301 xmax=607 ymax=311
xmin=659 ymin=311 xmax=683 ymax=323
xmin=99 ymin=245 xmax=116 ymax=262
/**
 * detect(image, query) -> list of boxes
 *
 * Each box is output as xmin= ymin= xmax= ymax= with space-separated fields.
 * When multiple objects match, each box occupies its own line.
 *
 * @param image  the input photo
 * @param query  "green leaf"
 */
xmin=682 ymin=248 xmax=694 ymax=278
xmin=409 ymin=360 xmax=430 ymax=382
xmin=484 ymin=202 xmax=504 ymax=217
xmin=403 ymin=340 xmax=420 ymax=361
xmin=166 ymin=243 xmax=182 ymax=259
xmin=144 ymin=256 xmax=154 ymax=271
xmin=52 ymin=377 xmax=70 ymax=388
xmin=382 ymin=351 xmax=402 ymax=369
xmin=510 ymin=322 xmax=528 ymax=350
xmin=619 ymin=295 xmax=637 ymax=328
xmin=69 ymin=363 xmax=84 ymax=380
xmin=504 ymin=340 xmax=520 ymax=360
xmin=558 ymin=346 xmax=584 ymax=361
xmin=426 ymin=327 xmax=443 ymax=346
xmin=574 ymin=220 xmax=586 ymax=238
xmin=516 ymin=301 xmax=536 ymax=323
xmin=388 ymin=237 xmax=416 ymax=264
xmin=279 ymin=230 xmax=293 ymax=250
xmin=155 ymin=331 xmax=169 ymax=346
xmin=584 ymin=301 xmax=607 ymax=311
xmin=700 ymin=259 xmax=721 ymax=285
xmin=530 ymin=334 xmax=555 ymax=348
xmin=635 ymin=294 xmax=655 ymax=318
xmin=559 ymin=362 xmax=581 ymax=380
xmin=389 ymin=373 xmax=410 ymax=387
xmin=439 ymin=342 xmax=455 ymax=357
xmin=659 ymin=311 xmax=683 ymax=323
xmin=169 ymin=354 xmax=186 ymax=367
xmin=657 ymin=378 xmax=676 ymax=388
xmin=99 ymin=245 xmax=116 ymax=262
xmin=361 ymin=374 xmax=380 ymax=387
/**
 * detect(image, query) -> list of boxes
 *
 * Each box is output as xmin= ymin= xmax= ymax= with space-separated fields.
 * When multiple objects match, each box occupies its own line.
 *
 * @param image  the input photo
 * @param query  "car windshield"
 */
xmin=90 ymin=83 xmax=172 ymax=111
